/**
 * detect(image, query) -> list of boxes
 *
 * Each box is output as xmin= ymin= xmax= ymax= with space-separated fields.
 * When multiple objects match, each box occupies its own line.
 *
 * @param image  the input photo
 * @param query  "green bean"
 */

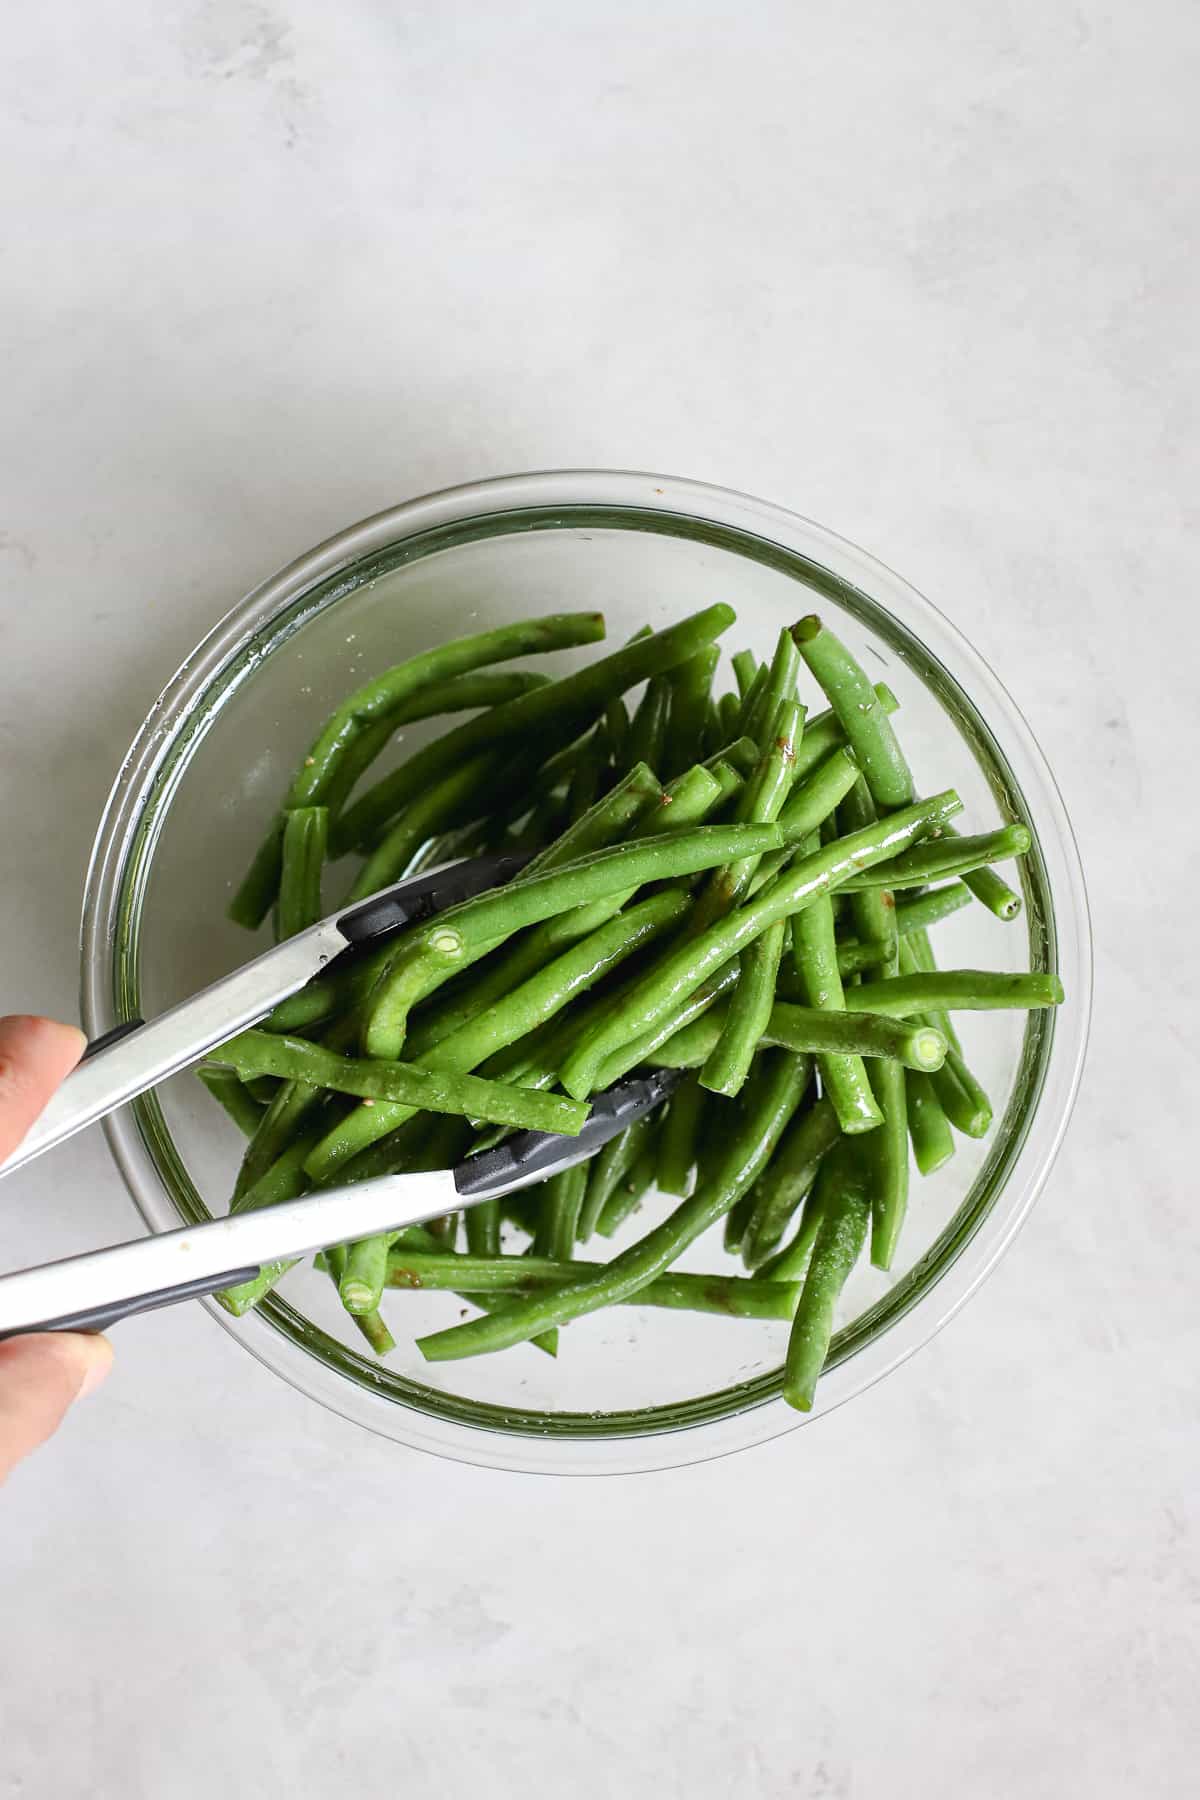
xmin=305 ymin=888 xmax=690 ymax=1179
xmin=230 ymin=617 xmax=604 ymax=927
xmin=839 ymin=824 xmax=1032 ymax=892
xmin=702 ymin=696 xmax=724 ymax=755
xmin=787 ymin=825 xmax=882 ymax=1134
xmin=215 ymin=1124 xmax=329 ymax=1314
xmin=645 ymin=998 xmax=945 ymax=1073
xmin=326 ymin=671 xmax=553 ymax=820
xmin=588 ymin=962 xmax=743 ymax=1095
xmin=835 ymin=938 xmax=894 ymax=978
xmin=743 ymin=627 xmax=802 ymax=748
xmin=558 ymin=790 xmax=961 ymax=1099
xmin=838 ymin=777 xmax=900 ymax=972
xmin=346 ymin=752 xmax=518 ymax=901
xmin=335 ymin=604 xmax=736 ymax=855
xmin=320 ymin=1245 xmax=397 ymax=1355
xmin=473 ymin=1012 xmax=583 ymax=1103
xmin=602 ymin=695 xmax=629 ymax=762
xmin=518 ymin=730 xmax=593 ymax=804
xmin=306 ymin=1108 xmax=446 ymax=1187
xmin=276 ymin=807 xmax=328 ymax=941
xmin=930 ymin=1046 xmax=994 ymax=1137
xmin=845 ymin=970 xmax=1064 ymax=1016
xmin=584 ymin=1266 xmax=764 ymax=1320
xmin=835 ymin=779 xmax=905 ymax=1256
xmin=783 ymin=1136 xmax=872 ymax=1410
xmin=404 ymin=765 xmax=704 ymax=1055
xmin=566 ymin=732 xmax=607 ymax=823
xmin=792 ymin=616 xmax=914 ymax=809
xmin=862 ymin=1053 xmax=908 ymax=1271
xmin=755 ymin=1129 xmax=858 ymax=1282
xmin=894 ymin=882 xmax=974 ymax=935
xmin=207 ymin=1029 xmax=588 ymax=1135
xmin=264 ymin=937 xmax=394 ymax=1034
xmin=472 ymin=1295 xmax=557 ymax=1359
xmin=272 ymin=816 xmax=336 ymax=1172
xmin=703 ymin=693 xmax=722 ymax=754
xmin=318 ymin=717 xmax=397 ymax=822
xmin=248 ymin=1093 xmax=411 ymax=1194
xmin=699 ymin=921 xmax=787 ymax=1098
xmin=281 ymin=753 xmax=675 ymax=1032
xmin=578 ymin=1112 xmax=655 ymax=1242
xmin=561 ymin=761 xmax=713 ymax=862
xmin=940 ymin=824 xmax=1023 ymax=920
xmin=595 ymin=1142 xmax=658 ymax=1238
xmin=735 ymin=664 xmax=768 ymax=735
xmin=893 ymin=933 xmax=992 ymax=1140
xmin=706 ymin=736 xmax=759 ymax=776
xmin=664 ymin=646 xmax=720 ymax=778
xmin=217 ymin=1263 xmax=293 ymax=1318
xmin=740 ymin=749 xmax=863 ymax=899
xmin=231 ymin=1069 xmax=328 ymax=1202
xmin=232 ymin=1116 xmax=329 ymax=1216
xmin=722 ymin=1189 xmax=756 ymax=1255
xmin=336 ymin=1116 xmax=470 ymax=1330
xmin=230 ymin=822 xmax=293 ymax=934
xmin=655 ymin=1073 xmax=706 ymax=1197
xmin=705 ymin=761 xmax=743 ymax=809
xmin=241 ymin=1075 xmax=280 ymax=1104
xmin=384 ymin=1251 xmax=800 ymax=1320
xmin=754 ymin=1187 xmax=826 ymax=1282
xmin=532 ymin=1165 xmax=589 ymax=1260
xmin=774 ymin=749 xmax=863 ymax=849
xmin=905 ymin=1069 xmax=955 ymax=1175
xmin=692 ymin=699 xmax=803 ymax=931
xmin=361 ymin=821 xmax=782 ymax=1060
xmin=898 ymin=928 xmax=962 ymax=1055
xmin=623 ymin=676 xmax=671 ymax=775
xmin=835 ymin=885 xmax=974 ymax=975
xmin=198 ymin=1068 xmax=266 ymax=1139
xmin=340 ymin=1233 xmax=391 ymax=1315
xmin=417 ymin=1048 xmax=809 ymax=1360
xmin=465 ymin=1199 xmax=501 ymax=1257
xmin=402 ymin=761 xmax=672 ymax=1052
xmin=351 ymin=1219 xmax=562 ymax=1357
xmin=302 ymin=626 xmax=594 ymax=789
xmin=791 ymin=683 xmax=899 ymax=783
xmin=740 ymin=1095 xmax=841 ymax=1270
xmin=336 ymin=1105 xmax=483 ymax=1183
xmin=731 ymin=650 xmax=760 ymax=699
xmin=716 ymin=691 xmax=742 ymax=742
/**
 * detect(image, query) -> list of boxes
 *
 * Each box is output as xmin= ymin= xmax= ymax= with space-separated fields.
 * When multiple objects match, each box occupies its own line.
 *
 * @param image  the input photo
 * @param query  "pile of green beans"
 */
xmin=204 ymin=606 xmax=1063 ymax=1411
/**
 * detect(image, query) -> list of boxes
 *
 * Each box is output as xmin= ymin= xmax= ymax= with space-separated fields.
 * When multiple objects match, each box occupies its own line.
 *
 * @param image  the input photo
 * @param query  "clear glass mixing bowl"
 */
xmin=80 ymin=471 xmax=1091 ymax=1474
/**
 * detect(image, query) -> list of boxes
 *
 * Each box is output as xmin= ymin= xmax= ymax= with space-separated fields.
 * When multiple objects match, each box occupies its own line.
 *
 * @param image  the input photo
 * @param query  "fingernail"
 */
xmin=75 ymin=1335 xmax=114 ymax=1400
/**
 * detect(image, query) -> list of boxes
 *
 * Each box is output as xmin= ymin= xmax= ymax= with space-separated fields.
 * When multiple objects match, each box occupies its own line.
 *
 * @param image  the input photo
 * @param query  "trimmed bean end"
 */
xmin=341 ymin=1281 xmax=377 ymax=1315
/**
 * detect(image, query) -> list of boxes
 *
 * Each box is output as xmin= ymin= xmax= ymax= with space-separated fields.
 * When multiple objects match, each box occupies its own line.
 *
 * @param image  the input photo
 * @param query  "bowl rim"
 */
xmin=80 ymin=468 xmax=1093 ymax=1475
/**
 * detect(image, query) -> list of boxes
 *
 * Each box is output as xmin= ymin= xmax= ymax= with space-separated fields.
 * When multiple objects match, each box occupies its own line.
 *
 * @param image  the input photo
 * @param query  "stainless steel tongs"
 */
xmin=0 ymin=855 xmax=678 ymax=1339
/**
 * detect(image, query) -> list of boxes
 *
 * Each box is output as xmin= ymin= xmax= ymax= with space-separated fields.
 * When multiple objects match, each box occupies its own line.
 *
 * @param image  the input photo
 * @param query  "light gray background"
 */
xmin=2 ymin=3 xmax=1197 ymax=1795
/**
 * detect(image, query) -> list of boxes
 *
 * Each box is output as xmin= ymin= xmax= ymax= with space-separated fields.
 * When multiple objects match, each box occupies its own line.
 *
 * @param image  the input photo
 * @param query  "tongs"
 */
xmin=0 ymin=855 xmax=678 ymax=1339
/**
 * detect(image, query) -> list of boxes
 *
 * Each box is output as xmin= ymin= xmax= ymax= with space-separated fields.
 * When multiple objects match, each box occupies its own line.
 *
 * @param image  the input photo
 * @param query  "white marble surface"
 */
xmin=1 ymin=3 xmax=1197 ymax=1794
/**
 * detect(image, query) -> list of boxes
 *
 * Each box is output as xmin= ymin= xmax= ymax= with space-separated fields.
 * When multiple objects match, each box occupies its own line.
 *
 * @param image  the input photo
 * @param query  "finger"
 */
xmin=0 ymin=1016 xmax=87 ymax=1161
xmin=0 ymin=1332 xmax=113 ymax=1484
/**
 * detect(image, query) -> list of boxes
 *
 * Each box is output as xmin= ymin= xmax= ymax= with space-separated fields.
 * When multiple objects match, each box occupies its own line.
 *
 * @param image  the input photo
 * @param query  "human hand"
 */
xmin=0 ymin=1016 xmax=113 ymax=1484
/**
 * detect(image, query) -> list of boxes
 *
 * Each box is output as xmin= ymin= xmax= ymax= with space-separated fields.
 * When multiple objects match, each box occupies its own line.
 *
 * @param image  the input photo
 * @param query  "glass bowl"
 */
xmin=81 ymin=470 xmax=1091 ymax=1474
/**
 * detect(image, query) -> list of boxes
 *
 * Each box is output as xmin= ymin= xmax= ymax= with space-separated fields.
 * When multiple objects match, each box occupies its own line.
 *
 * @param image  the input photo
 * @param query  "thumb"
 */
xmin=0 ymin=1332 xmax=113 ymax=1485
